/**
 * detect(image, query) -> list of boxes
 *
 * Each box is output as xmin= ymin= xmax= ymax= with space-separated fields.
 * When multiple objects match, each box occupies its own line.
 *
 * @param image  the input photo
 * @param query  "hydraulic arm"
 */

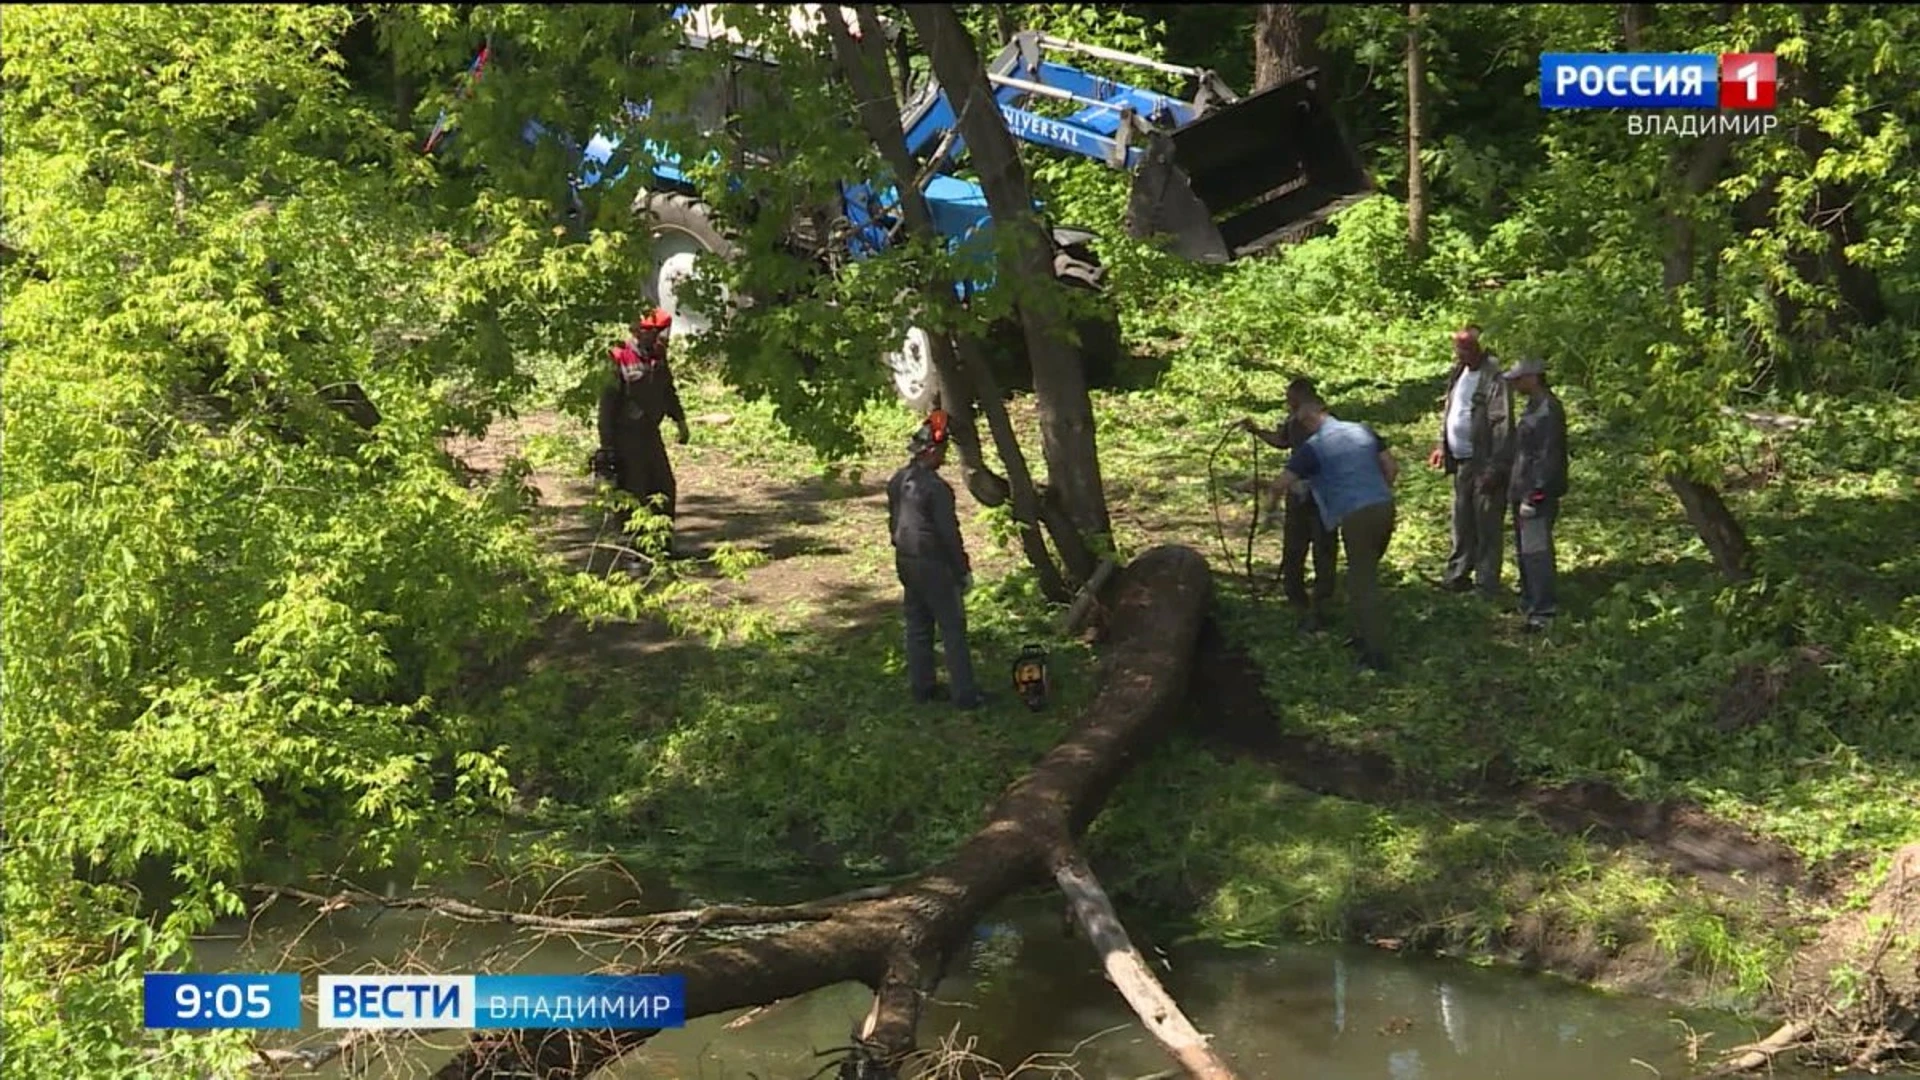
xmin=901 ymin=31 xmax=1374 ymax=264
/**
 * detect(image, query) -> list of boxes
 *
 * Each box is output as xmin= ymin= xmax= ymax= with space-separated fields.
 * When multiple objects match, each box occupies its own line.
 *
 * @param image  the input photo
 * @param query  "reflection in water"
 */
xmin=1334 ymin=953 xmax=1348 ymax=1036
xmin=1437 ymin=980 xmax=1466 ymax=1054
xmin=196 ymin=888 xmax=1809 ymax=1080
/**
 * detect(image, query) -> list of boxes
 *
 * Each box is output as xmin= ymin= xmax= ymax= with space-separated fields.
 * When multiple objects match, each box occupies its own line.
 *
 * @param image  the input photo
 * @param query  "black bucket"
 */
xmin=1126 ymin=69 xmax=1373 ymax=264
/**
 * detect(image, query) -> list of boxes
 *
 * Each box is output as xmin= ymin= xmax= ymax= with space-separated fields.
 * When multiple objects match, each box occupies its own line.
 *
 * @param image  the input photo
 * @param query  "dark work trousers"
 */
xmin=1442 ymin=458 xmax=1506 ymax=596
xmin=1512 ymin=499 xmax=1560 ymax=619
xmin=898 ymin=555 xmax=979 ymax=701
xmin=1339 ymin=500 xmax=1398 ymax=662
xmin=1281 ymin=492 xmax=1338 ymax=608
xmin=613 ymin=428 xmax=677 ymax=527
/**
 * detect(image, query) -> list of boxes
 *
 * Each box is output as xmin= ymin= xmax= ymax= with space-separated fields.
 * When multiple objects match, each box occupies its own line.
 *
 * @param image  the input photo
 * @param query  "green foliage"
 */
xmin=8 ymin=3 xmax=1920 ymax=1070
xmin=1 ymin=6 xmax=697 ymax=1069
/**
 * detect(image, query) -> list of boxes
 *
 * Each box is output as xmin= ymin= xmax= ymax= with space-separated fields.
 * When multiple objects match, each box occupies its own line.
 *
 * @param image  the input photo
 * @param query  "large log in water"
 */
xmin=430 ymin=545 xmax=1222 ymax=1080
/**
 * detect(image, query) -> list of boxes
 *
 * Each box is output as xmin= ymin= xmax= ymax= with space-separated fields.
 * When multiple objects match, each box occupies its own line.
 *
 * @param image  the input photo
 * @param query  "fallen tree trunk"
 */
xmin=431 ymin=545 xmax=1220 ymax=1080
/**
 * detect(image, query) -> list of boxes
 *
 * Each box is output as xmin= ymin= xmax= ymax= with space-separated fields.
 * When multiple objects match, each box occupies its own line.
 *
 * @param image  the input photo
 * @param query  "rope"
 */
xmin=1205 ymin=424 xmax=1237 ymax=569
xmin=1205 ymin=423 xmax=1268 ymax=594
xmin=1246 ymin=432 xmax=1261 ymax=589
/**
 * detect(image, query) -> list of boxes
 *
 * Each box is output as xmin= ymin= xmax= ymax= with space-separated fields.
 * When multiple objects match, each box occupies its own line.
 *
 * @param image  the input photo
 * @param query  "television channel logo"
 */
xmin=1540 ymin=52 xmax=1776 ymax=110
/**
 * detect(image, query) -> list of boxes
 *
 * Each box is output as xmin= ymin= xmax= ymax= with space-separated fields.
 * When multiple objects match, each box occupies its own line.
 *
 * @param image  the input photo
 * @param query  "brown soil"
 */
xmin=1773 ymin=843 xmax=1920 ymax=1072
xmin=447 ymin=409 xmax=1023 ymax=638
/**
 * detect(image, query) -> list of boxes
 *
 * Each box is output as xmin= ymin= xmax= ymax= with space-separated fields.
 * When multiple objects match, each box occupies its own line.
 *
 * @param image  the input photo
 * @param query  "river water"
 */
xmin=195 ymin=864 xmax=1826 ymax=1080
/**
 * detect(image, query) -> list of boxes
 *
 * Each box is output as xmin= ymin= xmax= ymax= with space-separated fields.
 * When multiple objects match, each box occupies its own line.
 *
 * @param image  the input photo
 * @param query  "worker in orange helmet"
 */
xmin=590 ymin=307 xmax=691 ymax=553
xmin=886 ymin=409 xmax=987 ymax=709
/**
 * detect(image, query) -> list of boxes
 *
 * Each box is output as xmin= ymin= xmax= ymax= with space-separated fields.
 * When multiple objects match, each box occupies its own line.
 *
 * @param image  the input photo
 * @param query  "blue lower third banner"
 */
xmin=145 ymin=974 xmax=303 ymax=1029
xmin=317 ymin=974 xmax=686 ymax=1029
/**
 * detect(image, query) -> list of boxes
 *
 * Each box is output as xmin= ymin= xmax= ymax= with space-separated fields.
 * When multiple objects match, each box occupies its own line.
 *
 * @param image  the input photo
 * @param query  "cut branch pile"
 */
xmin=1705 ymin=842 xmax=1920 ymax=1076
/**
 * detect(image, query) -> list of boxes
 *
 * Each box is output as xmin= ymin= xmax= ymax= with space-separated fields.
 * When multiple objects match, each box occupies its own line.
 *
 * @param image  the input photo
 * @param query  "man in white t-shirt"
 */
xmin=1425 ymin=326 xmax=1513 ymax=597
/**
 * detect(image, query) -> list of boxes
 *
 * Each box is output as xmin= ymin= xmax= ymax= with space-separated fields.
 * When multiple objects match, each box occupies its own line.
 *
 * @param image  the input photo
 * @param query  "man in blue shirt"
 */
xmin=1238 ymin=376 xmax=1339 ymax=630
xmin=1273 ymin=394 xmax=1402 ymax=671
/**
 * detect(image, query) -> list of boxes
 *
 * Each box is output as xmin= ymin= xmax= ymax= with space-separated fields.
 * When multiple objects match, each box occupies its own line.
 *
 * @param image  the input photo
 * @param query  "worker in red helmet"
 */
xmin=886 ymin=409 xmax=986 ymax=709
xmin=590 ymin=308 xmax=691 ymax=551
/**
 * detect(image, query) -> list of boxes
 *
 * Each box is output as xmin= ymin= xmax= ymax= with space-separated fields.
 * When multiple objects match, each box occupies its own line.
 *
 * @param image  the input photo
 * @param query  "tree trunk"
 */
xmin=1658 ymin=24 xmax=1753 ymax=582
xmin=905 ymin=4 xmax=1112 ymax=569
xmin=892 ymin=19 xmax=915 ymax=104
xmin=393 ymin=46 xmax=417 ymax=132
xmin=429 ymin=546 xmax=1219 ymax=1080
xmin=994 ymin=6 xmax=1018 ymax=47
xmin=826 ymin=6 xmax=1073 ymax=603
xmin=1252 ymin=5 xmax=1322 ymax=90
xmin=1668 ymin=474 xmax=1753 ymax=581
xmin=1621 ymin=3 xmax=1654 ymax=49
xmin=1404 ymin=4 xmax=1430 ymax=259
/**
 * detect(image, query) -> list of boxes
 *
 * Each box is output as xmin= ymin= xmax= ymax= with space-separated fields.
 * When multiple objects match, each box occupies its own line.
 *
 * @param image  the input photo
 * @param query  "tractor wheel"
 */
xmin=634 ymin=190 xmax=737 ymax=340
xmin=879 ymin=286 xmax=946 ymax=412
xmin=882 ymin=323 xmax=944 ymax=413
xmin=979 ymin=249 xmax=1126 ymax=393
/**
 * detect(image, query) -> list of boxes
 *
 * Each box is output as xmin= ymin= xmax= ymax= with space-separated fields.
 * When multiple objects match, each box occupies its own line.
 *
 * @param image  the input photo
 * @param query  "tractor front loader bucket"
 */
xmin=1127 ymin=69 xmax=1372 ymax=264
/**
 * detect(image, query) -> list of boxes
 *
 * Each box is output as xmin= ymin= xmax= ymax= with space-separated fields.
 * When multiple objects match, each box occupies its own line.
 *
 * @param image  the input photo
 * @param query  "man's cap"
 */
xmin=909 ymin=408 xmax=950 ymax=455
xmin=1502 ymin=357 xmax=1546 ymax=380
xmin=635 ymin=307 xmax=672 ymax=332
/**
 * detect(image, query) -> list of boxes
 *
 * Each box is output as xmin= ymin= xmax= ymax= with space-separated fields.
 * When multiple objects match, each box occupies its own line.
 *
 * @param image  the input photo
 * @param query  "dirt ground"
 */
xmin=448 ymin=408 xmax=1027 ymax=635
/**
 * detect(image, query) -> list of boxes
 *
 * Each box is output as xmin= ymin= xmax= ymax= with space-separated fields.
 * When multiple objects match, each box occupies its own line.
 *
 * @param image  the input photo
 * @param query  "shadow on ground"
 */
xmin=1185 ymin=617 xmax=1810 ymax=905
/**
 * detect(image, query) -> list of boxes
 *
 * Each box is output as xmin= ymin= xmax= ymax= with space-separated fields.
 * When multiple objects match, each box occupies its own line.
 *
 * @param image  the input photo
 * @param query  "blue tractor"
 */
xmin=442 ymin=5 xmax=1372 ymax=410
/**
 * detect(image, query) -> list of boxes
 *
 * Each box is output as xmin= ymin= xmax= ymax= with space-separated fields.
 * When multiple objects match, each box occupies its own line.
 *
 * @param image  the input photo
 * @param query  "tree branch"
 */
xmin=857 ymin=947 xmax=942 ymax=1066
xmin=1699 ymin=1020 xmax=1814 ymax=1077
xmin=1053 ymin=851 xmax=1242 ymax=1080
xmin=250 ymin=1030 xmax=389 ymax=1074
xmin=250 ymin=883 xmax=892 ymax=937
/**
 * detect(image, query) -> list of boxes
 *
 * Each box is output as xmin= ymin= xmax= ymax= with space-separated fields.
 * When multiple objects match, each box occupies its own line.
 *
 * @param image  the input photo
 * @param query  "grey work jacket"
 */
xmin=1438 ymin=356 xmax=1515 ymax=476
xmin=1508 ymin=388 xmax=1570 ymax=504
xmin=886 ymin=461 xmax=970 ymax=573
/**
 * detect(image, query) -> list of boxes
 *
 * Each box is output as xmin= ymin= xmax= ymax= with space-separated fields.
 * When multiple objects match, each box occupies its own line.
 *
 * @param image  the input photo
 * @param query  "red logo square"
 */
xmin=1719 ymin=53 xmax=1777 ymax=109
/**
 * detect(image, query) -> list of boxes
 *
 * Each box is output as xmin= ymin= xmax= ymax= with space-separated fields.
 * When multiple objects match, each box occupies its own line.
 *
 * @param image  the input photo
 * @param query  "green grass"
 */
xmin=485 ymin=229 xmax=1919 ymax=1015
xmin=1095 ymin=340 xmax=1920 ymax=855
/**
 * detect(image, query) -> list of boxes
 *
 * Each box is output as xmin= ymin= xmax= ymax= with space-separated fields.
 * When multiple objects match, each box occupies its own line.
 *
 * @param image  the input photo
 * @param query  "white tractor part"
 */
xmin=653 ymin=248 xmax=727 ymax=339
xmin=881 ymin=324 xmax=939 ymax=410
xmin=636 ymin=191 xmax=737 ymax=340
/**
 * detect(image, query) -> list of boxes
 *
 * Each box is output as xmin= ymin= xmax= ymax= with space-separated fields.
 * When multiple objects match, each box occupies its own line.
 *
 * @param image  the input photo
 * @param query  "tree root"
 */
xmin=1698 ymin=1020 xmax=1813 ymax=1077
xmin=247 ymin=1030 xmax=390 ymax=1074
xmin=1703 ymin=843 xmax=1920 ymax=1076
